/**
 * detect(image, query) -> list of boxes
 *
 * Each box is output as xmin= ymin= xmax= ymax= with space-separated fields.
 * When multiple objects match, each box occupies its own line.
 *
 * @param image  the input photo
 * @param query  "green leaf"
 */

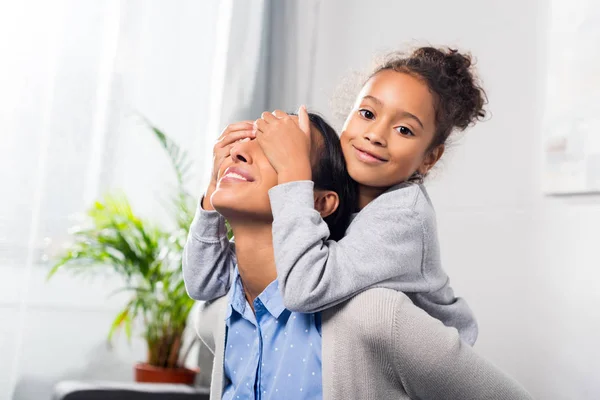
xmin=108 ymin=307 xmax=129 ymax=342
xmin=48 ymin=115 xmax=199 ymax=368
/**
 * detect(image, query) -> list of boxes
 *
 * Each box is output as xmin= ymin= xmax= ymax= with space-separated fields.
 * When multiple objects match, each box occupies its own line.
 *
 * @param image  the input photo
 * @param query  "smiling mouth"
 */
xmin=352 ymin=145 xmax=387 ymax=164
xmin=222 ymin=172 xmax=249 ymax=182
xmin=219 ymin=167 xmax=255 ymax=184
xmin=220 ymin=172 xmax=253 ymax=184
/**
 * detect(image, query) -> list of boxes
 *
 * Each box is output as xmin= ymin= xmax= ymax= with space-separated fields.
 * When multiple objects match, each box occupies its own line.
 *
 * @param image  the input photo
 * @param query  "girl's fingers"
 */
xmin=272 ymin=109 xmax=288 ymax=118
xmin=261 ymin=111 xmax=277 ymax=123
xmin=217 ymin=121 xmax=255 ymax=140
xmin=254 ymin=118 xmax=268 ymax=133
xmin=298 ymin=105 xmax=311 ymax=136
xmin=217 ymin=129 xmax=255 ymax=147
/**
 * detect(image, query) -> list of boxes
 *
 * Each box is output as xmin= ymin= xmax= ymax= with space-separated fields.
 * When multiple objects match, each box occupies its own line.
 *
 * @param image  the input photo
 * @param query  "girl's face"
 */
xmin=340 ymin=70 xmax=442 ymax=189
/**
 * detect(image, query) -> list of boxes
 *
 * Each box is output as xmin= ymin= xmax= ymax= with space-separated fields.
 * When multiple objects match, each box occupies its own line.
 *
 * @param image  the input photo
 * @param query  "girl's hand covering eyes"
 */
xmin=253 ymin=105 xmax=313 ymax=184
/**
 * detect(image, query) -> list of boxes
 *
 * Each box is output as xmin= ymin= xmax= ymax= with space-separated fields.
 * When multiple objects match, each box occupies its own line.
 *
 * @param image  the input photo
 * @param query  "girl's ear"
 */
xmin=313 ymin=189 xmax=339 ymax=218
xmin=419 ymin=144 xmax=445 ymax=175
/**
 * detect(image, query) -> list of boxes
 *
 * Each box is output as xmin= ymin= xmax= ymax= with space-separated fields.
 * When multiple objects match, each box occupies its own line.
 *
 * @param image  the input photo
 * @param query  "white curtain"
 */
xmin=201 ymin=0 xmax=273 ymax=182
xmin=0 ymin=1 xmax=271 ymax=398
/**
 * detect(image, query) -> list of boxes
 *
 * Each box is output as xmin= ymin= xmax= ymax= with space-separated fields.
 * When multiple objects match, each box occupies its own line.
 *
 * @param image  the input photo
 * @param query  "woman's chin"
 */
xmin=211 ymin=198 xmax=239 ymax=216
xmin=211 ymin=193 xmax=272 ymax=222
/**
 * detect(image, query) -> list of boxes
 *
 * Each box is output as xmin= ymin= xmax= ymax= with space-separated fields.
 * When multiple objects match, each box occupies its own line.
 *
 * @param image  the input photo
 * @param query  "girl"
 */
xmin=184 ymin=46 xmax=486 ymax=345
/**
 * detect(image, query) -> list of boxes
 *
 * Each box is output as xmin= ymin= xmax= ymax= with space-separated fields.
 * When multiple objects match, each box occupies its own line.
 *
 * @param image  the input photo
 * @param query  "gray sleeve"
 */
xmin=390 ymin=295 xmax=533 ymax=400
xmin=182 ymin=199 xmax=236 ymax=301
xmin=268 ymin=181 xmax=425 ymax=313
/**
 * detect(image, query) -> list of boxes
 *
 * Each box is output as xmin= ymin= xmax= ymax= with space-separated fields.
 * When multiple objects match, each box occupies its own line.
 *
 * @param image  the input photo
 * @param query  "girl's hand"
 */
xmin=253 ymin=105 xmax=312 ymax=184
xmin=203 ymin=121 xmax=255 ymax=210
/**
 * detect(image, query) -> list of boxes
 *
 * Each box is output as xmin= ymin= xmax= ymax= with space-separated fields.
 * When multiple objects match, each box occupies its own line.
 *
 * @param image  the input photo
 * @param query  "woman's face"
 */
xmin=211 ymin=118 xmax=323 ymax=221
xmin=340 ymin=70 xmax=439 ymax=189
xmin=211 ymin=136 xmax=279 ymax=222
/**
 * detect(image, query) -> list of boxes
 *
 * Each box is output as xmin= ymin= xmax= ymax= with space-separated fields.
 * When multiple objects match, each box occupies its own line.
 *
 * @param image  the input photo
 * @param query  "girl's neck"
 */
xmin=357 ymin=184 xmax=388 ymax=209
xmin=229 ymin=221 xmax=277 ymax=307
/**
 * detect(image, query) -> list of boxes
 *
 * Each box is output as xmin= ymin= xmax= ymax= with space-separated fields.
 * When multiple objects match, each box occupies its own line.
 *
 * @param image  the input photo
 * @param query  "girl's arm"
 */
xmin=388 ymin=292 xmax=532 ymax=399
xmin=269 ymin=181 xmax=431 ymax=312
xmin=182 ymin=200 xmax=236 ymax=301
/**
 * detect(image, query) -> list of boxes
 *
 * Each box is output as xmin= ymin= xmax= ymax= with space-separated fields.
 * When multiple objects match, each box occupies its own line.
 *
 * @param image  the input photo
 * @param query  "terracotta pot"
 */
xmin=134 ymin=362 xmax=198 ymax=385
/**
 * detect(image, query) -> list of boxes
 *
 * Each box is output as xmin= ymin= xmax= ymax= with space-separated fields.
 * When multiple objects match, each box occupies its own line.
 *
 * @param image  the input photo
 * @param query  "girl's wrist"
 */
xmin=277 ymin=161 xmax=312 ymax=185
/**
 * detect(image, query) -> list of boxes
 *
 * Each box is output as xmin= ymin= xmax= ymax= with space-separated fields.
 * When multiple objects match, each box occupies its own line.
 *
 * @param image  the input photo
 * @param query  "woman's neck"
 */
xmin=357 ymin=184 xmax=387 ymax=209
xmin=230 ymin=221 xmax=277 ymax=307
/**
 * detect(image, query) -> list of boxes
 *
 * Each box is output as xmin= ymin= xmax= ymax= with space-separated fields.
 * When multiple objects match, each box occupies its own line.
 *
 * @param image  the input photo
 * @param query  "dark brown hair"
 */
xmin=370 ymin=47 xmax=487 ymax=152
xmin=288 ymin=112 xmax=357 ymax=241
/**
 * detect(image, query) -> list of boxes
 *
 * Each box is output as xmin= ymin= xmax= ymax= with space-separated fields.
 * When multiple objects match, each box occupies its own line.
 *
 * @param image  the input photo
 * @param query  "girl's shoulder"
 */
xmin=356 ymin=183 xmax=435 ymax=222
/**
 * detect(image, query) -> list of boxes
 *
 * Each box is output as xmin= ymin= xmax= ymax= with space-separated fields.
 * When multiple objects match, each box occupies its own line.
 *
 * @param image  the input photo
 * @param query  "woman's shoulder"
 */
xmin=325 ymin=288 xmax=455 ymax=343
xmin=341 ymin=287 xmax=413 ymax=307
xmin=324 ymin=288 xmax=416 ymax=333
xmin=324 ymin=290 xmax=534 ymax=400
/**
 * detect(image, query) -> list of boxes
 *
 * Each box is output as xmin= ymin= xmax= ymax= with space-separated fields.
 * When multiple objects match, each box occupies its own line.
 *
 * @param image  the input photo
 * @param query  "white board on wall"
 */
xmin=543 ymin=0 xmax=600 ymax=194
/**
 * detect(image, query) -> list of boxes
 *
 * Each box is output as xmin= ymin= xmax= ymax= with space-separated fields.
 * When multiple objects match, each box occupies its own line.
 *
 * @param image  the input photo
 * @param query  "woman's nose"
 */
xmin=229 ymin=138 xmax=253 ymax=163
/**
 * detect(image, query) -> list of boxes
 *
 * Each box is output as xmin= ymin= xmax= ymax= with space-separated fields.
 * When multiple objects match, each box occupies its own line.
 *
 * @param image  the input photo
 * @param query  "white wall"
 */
xmin=0 ymin=1 xmax=218 ymax=399
xmin=268 ymin=0 xmax=600 ymax=398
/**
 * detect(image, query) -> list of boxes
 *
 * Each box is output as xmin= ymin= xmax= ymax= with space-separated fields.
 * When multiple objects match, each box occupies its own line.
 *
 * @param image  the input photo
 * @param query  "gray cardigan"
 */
xmin=195 ymin=288 xmax=532 ymax=400
xmin=184 ymin=181 xmax=477 ymax=344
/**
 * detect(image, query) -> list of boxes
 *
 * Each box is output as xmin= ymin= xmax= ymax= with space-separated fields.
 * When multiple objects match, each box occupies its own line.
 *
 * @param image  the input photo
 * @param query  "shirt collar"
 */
xmin=257 ymin=278 xmax=286 ymax=319
xmin=225 ymin=267 xmax=286 ymax=320
xmin=225 ymin=268 xmax=245 ymax=320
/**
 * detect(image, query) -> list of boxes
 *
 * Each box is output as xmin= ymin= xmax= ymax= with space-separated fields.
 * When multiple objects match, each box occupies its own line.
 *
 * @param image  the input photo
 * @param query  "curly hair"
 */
xmin=370 ymin=47 xmax=487 ymax=152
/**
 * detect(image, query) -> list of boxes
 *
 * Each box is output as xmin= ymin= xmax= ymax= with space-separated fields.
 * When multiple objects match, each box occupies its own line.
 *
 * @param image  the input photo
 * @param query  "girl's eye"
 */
xmin=358 ymin=109 xmax=375 ymax=120
xmin=395 ymin=126 xmax=414 ymax=137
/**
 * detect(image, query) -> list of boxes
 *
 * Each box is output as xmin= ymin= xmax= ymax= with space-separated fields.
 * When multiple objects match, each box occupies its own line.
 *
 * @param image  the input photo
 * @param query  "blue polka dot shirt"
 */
xmin=222 ymin=268 xmax=322 ymax=399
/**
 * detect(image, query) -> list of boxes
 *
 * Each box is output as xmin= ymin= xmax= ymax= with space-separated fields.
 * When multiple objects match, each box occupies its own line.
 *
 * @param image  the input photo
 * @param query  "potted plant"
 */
xmin=48 ymin=120 xmax=200 ymax=384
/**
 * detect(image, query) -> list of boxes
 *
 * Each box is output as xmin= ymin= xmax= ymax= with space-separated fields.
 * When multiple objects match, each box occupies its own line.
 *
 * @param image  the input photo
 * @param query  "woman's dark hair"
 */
xmin=290 ymin=112 xmax=357 ymax=241
xmin=371 ymin=47 xmax=487 ymax=153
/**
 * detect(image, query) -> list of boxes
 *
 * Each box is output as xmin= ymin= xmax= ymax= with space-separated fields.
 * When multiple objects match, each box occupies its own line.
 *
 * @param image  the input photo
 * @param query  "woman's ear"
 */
xmin=314 ymin=189 xmax=339 ymax=218
xmin=419 ymin=144 xmax=445 ymax=175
